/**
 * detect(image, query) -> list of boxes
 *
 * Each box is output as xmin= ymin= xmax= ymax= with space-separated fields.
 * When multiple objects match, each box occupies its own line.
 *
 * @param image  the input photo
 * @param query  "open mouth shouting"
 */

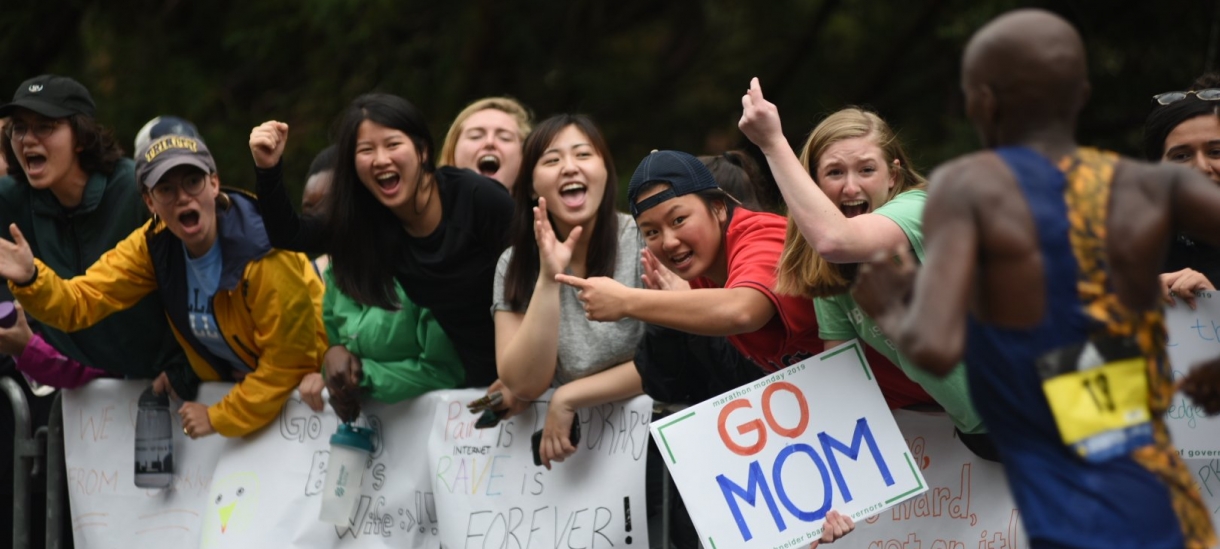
xmin=22 ymin=152 xmax=48 ymax=178
xmin=840 ymin=199 xmax=870 ymax=218
xmin=178 ymin=208 xmax=201 ymax=229
xmin=374 ymin=171 xmax=402 ymax=195
xmin=558 ymin=182 xmax=587 ymax=208
xmin=477 ymin=154 xmax=501 ymax=178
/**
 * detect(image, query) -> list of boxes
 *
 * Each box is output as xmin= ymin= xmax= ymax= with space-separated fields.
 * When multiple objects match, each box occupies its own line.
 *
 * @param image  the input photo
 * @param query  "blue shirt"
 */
xmin=185 ymin=242 xmax=248 ymax=373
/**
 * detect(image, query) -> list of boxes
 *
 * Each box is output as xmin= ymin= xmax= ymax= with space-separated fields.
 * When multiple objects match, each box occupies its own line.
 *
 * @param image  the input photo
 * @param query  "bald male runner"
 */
xmin=852 ymin=9 xmax=1218 ymax=549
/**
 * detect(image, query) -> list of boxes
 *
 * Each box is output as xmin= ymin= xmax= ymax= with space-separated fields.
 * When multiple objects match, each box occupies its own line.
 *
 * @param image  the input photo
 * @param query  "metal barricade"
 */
xmin=3 ymin=376 xmax=42 ymax=549
xmin=46 ymin=393 xmax=65 ymax=549
xmin=653 ymin=401 xmax=694 ymax=549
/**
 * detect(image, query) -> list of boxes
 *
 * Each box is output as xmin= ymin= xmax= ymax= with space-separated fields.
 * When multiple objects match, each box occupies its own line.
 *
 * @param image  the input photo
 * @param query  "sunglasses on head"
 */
xmin=1153 ymin=88 xmax=1220 ymax=105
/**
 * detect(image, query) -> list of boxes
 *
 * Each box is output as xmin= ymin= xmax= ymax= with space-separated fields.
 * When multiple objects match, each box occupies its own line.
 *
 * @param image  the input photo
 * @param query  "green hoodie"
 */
xmin=322 ymin=267 xmax=464 ymax=401
xmin=0 ymin=158 xmax=188 ymax=378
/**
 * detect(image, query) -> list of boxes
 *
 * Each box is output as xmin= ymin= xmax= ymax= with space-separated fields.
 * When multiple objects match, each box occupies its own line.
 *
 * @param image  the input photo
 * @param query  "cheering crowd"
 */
xmin=1 ymin=8 xmax=1219 ymax=549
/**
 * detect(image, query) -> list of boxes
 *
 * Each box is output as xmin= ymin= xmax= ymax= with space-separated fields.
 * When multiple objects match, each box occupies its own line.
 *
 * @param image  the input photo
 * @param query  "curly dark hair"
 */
xmin=3 ymin=113 xmax=124 ymax=181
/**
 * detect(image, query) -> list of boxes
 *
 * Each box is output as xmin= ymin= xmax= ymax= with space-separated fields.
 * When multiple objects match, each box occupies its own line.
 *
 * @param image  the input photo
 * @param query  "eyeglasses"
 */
xmin=1153 ymin=88 xmax=1220 ymax=105
xmin=4 ymin=120 xmax=63 ymax=141
xmin=150 ymin=173 xmax=208 ymax=205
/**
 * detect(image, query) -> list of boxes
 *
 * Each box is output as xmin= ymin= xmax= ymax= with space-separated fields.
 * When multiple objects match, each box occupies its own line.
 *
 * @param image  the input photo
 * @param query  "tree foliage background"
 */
xmin=1 ymin=0 xmax=1216 ymax=200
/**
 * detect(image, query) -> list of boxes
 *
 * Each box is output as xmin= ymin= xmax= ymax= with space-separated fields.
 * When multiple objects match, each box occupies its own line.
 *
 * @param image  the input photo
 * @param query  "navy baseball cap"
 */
xmin=627 ymin=150 xmax=720 ymax=217
xmin=134 ymin=116 xmax=200 ymax=160
xmin=135 ymin=135 xmax=216 ymax=190
xmin=0 ymin=75 xmax=96 ymax=119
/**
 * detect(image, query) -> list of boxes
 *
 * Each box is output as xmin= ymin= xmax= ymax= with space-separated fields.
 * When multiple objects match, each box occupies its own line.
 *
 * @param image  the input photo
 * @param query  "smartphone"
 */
xmin=474 ymin=408 xmax=507 ymax=429
xmin=532 ymin=419 xmax=582 ymax=466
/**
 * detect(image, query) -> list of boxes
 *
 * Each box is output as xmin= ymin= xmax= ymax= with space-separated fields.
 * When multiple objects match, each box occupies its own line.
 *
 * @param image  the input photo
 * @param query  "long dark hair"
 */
xmin=502 ymin=114 xmax=619 ymax=310
xmin=325 ymin=93 xmax=436 ymax=309
xmin=4 ymin=113 xmax=123 ymax=180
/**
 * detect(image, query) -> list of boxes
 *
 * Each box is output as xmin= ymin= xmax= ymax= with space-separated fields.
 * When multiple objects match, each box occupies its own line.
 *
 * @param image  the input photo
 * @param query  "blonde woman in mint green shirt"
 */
xmin=742 ymin=104 xmax=993 ymax=460
xmin=813 ymin=190 xmax=986 ymax=440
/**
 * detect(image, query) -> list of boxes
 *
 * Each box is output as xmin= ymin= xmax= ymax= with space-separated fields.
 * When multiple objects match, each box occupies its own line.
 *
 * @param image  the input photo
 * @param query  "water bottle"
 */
xmin=319 ymin=423 xmax=374 ymax=524
xmin=1 ymin=300 xmax=55 ymax=397
xmin=0 ymin=301 xmax=17 ymax=329
xmin=134 ymin=387 xmax=173 ymax=488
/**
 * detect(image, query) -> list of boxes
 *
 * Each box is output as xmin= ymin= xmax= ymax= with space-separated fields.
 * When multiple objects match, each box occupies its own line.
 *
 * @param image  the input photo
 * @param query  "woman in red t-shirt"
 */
xmin=554 ymin=150 xmax=932 ymax=409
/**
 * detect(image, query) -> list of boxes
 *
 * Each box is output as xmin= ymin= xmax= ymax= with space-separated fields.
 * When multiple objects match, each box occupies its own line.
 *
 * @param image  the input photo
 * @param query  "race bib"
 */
xmin=1036 ymin=336 xmax=1153 ymax=462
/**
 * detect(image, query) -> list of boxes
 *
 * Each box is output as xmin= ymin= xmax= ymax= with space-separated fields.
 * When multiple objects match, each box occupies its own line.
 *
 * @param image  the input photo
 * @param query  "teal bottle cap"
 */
xmin=330 ymin=423 xmax=374 ymax=452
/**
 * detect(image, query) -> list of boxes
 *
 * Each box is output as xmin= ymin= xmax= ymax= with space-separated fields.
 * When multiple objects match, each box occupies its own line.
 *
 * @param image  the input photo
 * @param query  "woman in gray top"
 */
xmin=492 ymin=114 xmax=645 ymax=469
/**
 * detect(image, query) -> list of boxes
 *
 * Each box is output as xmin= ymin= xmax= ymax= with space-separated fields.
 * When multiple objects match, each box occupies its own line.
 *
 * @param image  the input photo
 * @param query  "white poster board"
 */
xmin=63 ymin=380 xmax=228 ymax=546
xmin=839 ymin=411 xmax=1220 ymax=548
xmin=650 ymin=340 xmax=927 ymax=549
xmin=849 ymin=410 xmax=1024 ymax=549
xmin=427 ymin=389 xmax=652 ymax=549
xmin=1163 ymin=291 xmax=1220 ymax=455
xmin=195 ymin=393 xmax=442 ymax=548
xmin=62 ymin=382 xmax=651 ymax=549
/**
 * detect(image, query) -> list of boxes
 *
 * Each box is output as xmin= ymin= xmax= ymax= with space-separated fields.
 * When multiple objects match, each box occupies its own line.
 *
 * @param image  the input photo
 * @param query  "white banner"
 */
xmin=61 ymin=379 xmax=1220 ymax=549
xmin=62 ymin=381 xmax=650 ymax=549
xmin=1163 ymin=291 xmax=1220 ymax=455
xmin=650 ymin=340 xmax=927 ymax=549
xmin=851 ymin=410 xmax=1023 ymax=549
xmin=64 ymin=380 xmax=227 ymax=545
xmin=843 ymin=410 xmax=1220 ymax=548
xmin=427 ymin=390 xmax=652 ymax=549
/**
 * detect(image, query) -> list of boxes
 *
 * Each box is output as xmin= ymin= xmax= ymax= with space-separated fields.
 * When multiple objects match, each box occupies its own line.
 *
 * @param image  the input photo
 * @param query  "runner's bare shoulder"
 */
xmin=926 ymin=151 xmax=1014 ymax=211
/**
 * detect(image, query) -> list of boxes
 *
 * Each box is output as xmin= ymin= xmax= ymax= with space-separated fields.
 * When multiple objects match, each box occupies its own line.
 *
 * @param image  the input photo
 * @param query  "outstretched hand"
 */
xmin=249 ymin=121 xmax=290 ymax=169
xmin=554 ymin=273 xmax=631 ymax=321
xmin=535 ymin=197 xmax=584 ymax=279
xmin=0 ymin=224 xmax=36 ymax=286
xmin=851 ymin=246 xmax=917 ymax=322
xmin=640 ymin=249 xmax=689 ymax=291
xmin=738 ymin=77 xmax=786 ymax=152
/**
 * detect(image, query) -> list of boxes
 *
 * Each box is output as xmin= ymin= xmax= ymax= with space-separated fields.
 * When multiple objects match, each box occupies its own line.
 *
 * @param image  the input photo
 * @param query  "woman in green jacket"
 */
xmin=293 ymin=146 xmax=465 ymax=421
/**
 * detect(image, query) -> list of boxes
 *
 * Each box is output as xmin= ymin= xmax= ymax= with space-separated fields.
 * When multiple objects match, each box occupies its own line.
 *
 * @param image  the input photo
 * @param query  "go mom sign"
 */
xmin=651 ymin=341 xmax=927 ymax=549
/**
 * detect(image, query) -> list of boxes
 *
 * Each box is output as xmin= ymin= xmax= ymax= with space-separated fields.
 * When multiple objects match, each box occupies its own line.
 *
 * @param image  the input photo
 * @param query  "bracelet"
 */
xmin=13 ymin=265 xmax=38 ymax=288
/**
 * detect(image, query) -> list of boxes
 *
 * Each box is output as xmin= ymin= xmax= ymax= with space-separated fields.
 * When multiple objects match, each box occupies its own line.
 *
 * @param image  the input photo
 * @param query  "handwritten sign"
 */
xmin=839 ymin=410 xmax=1220 ymax=548
xmin=63 ymin=381 xmax=442 ymax=548
xmin=1163 ymin=291 xmax=1220 ymax=454
xmin=427 ymin=390 xmax=652 ymax=549
xmin=62 ymin=382 xmax=649 ymax=548
xmin=63 ymin=380 xmax=228 ymax=548
xmin=60 ymin=379 xmax=1220 ymax=548
xmin=651 ymin=340 xmax=927 ymax=549
xmin=852 ymin=410 xmax=1024 ymax=549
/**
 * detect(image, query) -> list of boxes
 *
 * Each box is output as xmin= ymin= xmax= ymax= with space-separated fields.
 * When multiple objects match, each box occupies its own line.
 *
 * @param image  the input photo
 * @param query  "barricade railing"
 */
xmin=46 ymin=393 xmax=65 ymax=549
xmin=654 ymin=401 xmax=693 ymax=549
xmin=3 ymin=376 xmax=39 ymax=549
xmin=1 ymin=377 xmax=62 ymax=549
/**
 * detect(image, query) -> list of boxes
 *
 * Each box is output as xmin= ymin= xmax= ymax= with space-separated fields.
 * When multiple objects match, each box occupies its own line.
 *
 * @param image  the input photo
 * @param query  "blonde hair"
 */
xmin=776 ymin=107 xmax=927 ymax=298
xmin=438 ymin=97 xmax=533 ymax=167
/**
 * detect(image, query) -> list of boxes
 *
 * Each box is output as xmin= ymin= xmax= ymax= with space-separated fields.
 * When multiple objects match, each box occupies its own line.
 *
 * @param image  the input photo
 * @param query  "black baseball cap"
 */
xmin=627 ymin=150 xmax=721 ymax=217
xmin=0 ymin=75 xmax=96 ymax=119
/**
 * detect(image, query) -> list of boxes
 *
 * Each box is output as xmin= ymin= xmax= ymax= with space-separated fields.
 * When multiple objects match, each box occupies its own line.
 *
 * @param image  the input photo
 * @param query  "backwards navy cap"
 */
xmin=627 ymin=150 xmax=720 ymax=217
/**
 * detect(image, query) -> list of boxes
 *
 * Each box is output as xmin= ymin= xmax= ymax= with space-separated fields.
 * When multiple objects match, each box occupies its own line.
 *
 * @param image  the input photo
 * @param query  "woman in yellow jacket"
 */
xmin=0 ymin=134 xmax=326 ymax=438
